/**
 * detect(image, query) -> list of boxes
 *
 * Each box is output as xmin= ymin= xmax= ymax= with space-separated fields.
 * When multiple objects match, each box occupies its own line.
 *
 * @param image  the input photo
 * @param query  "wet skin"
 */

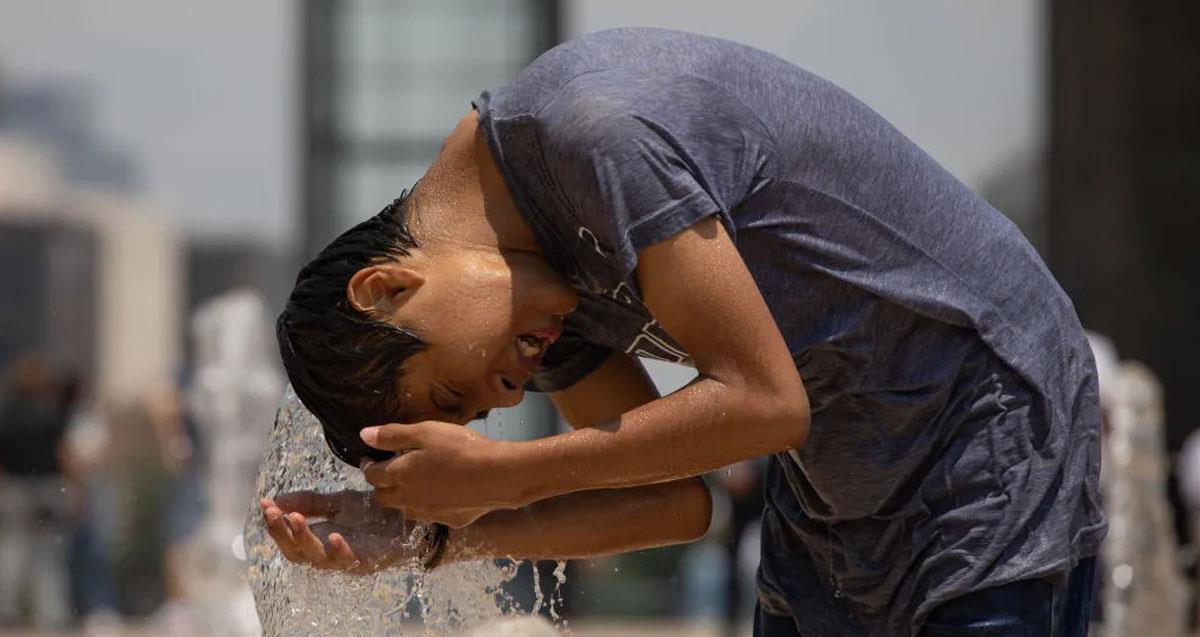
xmin=262 ymin=110 xmax=810 ymax=572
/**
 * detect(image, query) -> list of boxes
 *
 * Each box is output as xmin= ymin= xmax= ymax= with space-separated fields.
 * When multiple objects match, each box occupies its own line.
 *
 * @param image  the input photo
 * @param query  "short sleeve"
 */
xmin=491 ymin=68 xmax=772 ymax=390
xmin=533 ymin=69 xmax=771 ymax=278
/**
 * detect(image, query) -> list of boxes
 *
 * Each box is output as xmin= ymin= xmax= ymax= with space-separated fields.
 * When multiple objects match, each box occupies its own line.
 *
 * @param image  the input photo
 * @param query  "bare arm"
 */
xmin=446 ymin=479 xmax=710 ymax=562
xmin=359 ymin=215 xmax=807 ymax=525
xmin=499 ymin=216 xmax=808 ymax=505
xmin=265 ymin=352 xmax=712 ymax=570
xmin=446 ymin=353 xmax=712 ymax=562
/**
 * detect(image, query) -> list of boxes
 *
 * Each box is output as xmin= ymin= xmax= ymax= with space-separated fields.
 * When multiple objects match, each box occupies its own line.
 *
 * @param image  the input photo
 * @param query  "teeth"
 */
xmin=518 ymin=335 xmax=542 ymax=358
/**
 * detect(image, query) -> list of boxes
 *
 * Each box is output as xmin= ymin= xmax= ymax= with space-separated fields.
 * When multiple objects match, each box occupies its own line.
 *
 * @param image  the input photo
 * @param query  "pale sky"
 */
xmin=567 ymin=0 xmax=1045 ymax=193
xmin=0 ymin=1 xmax=1042 ymax=250
xmin=0 ymin=0 xmax=294 ymax=246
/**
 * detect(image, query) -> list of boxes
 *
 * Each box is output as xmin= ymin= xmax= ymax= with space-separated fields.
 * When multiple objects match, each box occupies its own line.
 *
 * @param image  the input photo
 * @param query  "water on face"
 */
xmin=243 ymin=388 xmax=563 ymax=636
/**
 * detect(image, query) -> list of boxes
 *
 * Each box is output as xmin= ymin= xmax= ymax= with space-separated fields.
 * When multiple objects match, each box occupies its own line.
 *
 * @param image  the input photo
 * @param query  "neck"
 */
xmin=415 ymin=111 xmax=540 ymax=254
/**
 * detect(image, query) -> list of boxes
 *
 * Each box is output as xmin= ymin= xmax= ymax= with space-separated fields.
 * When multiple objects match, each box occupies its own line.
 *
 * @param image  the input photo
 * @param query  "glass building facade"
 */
xmin=299 ymin=0 xmax=562 ymax=441
xmin=301 ymin=0 xmax=559 ymax=255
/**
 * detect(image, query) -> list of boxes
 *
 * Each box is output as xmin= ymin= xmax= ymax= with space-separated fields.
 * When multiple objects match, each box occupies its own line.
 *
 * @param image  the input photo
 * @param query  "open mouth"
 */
xmin=516 ymin=333 xmax=550 ymax=359
xmin=516 ymin=333 xmax=552 ymax=363
xmin=511 ymin=324 xmax=562 ymax=381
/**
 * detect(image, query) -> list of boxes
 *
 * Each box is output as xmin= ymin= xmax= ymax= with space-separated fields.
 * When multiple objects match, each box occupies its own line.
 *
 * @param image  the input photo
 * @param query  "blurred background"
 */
xmin=0 ymin=0 xmax=1196 ymax=635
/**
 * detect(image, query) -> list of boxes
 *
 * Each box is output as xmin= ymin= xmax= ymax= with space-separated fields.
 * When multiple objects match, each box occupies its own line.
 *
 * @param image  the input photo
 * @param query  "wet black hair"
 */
xmin=276 ymin=188 xmax=427 ymax=466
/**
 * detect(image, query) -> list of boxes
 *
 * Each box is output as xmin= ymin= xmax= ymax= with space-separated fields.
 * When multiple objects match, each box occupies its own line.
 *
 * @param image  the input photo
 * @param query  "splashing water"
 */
xmin=549 ymin=561 xmax=568 ymax=627
xmin=244 ymin=388 xmax=564 ymax=636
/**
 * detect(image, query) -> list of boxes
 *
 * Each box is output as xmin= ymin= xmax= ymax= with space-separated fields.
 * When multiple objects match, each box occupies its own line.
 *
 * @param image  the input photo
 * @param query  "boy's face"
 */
xmin=359 ymin=245 xmax=577 ymax=425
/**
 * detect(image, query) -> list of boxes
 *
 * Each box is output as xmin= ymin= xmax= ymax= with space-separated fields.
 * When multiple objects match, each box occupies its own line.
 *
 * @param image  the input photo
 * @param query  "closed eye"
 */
xmin=435 ymin=383 xmax=490 ymax=423
xmin=432 ymin=383 xmax=465 ymax=420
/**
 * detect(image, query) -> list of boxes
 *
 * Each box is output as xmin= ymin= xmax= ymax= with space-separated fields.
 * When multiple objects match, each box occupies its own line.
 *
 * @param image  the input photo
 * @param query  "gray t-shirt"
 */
xmin=474 ymin=28 xmax=1105 ymax=636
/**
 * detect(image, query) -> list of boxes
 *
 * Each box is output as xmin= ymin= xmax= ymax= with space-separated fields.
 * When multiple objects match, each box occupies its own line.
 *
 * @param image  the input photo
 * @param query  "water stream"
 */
xmin=243 ymin=388 xmax=564 ymax=636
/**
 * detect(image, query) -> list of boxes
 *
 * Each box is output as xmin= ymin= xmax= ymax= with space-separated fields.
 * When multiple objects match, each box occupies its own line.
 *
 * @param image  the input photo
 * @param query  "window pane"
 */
xmin=317 ymin=0 xmax=551 ymax=241
xmin=335 ymin=160 xmax=426 ymax=230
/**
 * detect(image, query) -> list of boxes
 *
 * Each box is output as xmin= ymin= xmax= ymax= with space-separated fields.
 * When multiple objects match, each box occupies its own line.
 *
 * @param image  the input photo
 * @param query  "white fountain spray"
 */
xmin=178 ymin=289 xmax=283 ymax=637
xmin=243 ymin=388 xmax=564 ymax=636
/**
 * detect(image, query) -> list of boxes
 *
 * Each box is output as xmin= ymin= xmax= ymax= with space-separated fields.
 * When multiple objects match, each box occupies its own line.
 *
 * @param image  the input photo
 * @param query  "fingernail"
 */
xmin=360 ymin=427 xmax=378 ymax=445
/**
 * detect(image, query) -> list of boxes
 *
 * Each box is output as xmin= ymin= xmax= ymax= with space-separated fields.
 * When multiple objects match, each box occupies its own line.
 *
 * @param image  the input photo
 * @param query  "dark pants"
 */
xmin=755 ymin=557 xmax=1097 ymax=637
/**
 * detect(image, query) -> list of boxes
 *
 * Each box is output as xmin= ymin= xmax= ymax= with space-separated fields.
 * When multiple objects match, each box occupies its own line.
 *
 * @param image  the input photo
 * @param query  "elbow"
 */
xmin=692 ymin=479 xmax=715 ymax=541
xmin=757 ymin=385 xmax=810 ymax=452
xmin=672 ymin=478 xmax=714 ymax=543
xmin=783 ymin=398 xmax=811 ymax=450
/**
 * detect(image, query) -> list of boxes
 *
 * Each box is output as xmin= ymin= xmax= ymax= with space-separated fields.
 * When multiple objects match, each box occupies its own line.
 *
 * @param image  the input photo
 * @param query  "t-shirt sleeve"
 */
xmin=514 ymin=69 xmax=771 ymax=392
xmin=532 ymin=68 xmax=771 ymax=279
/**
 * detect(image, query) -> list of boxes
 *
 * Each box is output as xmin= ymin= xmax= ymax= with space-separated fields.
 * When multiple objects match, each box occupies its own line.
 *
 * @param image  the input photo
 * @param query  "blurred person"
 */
xmin=108 ymin=381 xmax=203 ymax=627
xmin=716 ymin=460 xmax=765 ymax=636
xmin=679 ymin=463 xmax=763 ymax=631
xmin=0 ymin=353 xmax=73 ymax=629
xmin=59 ymin=373 xmax=123 ymax=636
xmin=679 ymin=527 xmax=728 ymax=622
xmin=262 ymin=29 xmax=1103 ymax=636
xmin=1091 ymin=334 xmax=1188 ymax=634
xmin=145 ymin=380 xmax=207 ymax=637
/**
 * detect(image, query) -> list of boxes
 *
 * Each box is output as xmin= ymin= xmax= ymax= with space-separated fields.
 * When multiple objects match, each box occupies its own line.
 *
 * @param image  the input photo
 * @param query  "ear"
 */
xmin=346 ymin=263 xmax=425 ymax=317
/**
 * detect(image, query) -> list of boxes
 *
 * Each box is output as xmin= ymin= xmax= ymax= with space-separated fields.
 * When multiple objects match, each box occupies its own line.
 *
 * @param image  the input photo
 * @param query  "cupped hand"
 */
xmin=359 ymin=421 xmax=517 ymax=528
xmin=259 ymin=490 xmax=420 ymax=575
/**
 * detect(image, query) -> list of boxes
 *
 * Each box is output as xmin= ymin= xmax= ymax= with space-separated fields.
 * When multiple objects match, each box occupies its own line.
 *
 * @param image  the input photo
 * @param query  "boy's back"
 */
xmin=476 ymin=27 xmax=1104 ymax=634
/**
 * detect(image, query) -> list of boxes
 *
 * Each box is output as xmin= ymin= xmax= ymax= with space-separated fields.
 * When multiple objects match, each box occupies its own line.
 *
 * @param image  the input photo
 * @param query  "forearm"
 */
xmin=444 ymin=477 xmax=712 ymax=563
xmin=504 ymin=377 xmax=806 ymax=506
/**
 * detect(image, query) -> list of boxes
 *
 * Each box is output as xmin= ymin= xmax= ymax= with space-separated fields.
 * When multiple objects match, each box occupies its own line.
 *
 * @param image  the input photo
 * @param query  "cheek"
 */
xmin=445 ymin=288 xmax=515 ymax=354
xmin=432 ymin=255 xmax=520 ymax=356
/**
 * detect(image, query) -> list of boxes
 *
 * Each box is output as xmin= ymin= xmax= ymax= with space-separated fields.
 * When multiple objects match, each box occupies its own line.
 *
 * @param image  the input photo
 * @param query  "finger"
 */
xmin=326 ymin=532 xmax=352 ymax=563
xmin=287 ymin=513 xmax=331 ymax=566
xmin=362 ymin=455 xmax=420 ymax=490
xmin=263 ymin=506 xmax=306 ymax=563
xmin=361 ymin=457 xmax=397 ymax=488
xmin=326 ymin=531 xmax=364 ymax=571
xmin=360 ymin=423 xmax=424 ymax=452
xmin=275 ymin=490 xmax=342 ymax=518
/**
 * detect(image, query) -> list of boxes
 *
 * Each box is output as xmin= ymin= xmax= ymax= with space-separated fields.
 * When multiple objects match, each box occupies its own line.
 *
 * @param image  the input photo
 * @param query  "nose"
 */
xmin=488 ymin=371 xmax=525 ymax=408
